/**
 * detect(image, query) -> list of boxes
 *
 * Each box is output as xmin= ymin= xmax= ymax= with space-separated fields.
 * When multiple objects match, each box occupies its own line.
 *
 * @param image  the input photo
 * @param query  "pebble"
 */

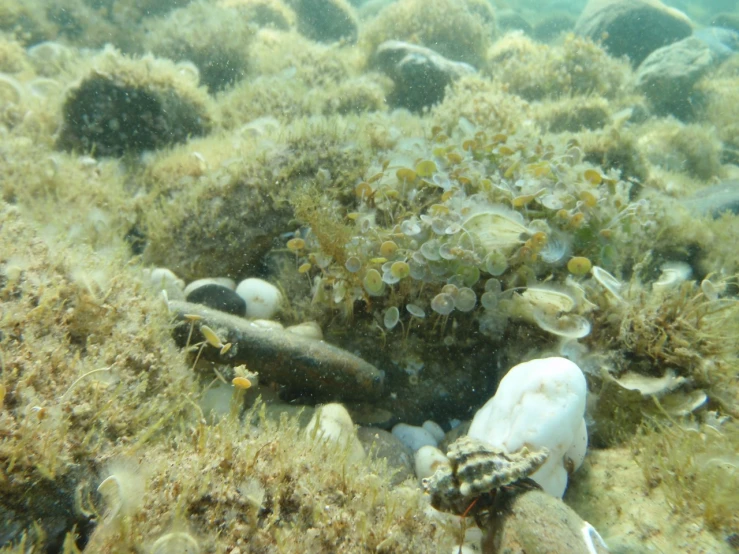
xmin=185 ymin=282 xmax=246 ymax=317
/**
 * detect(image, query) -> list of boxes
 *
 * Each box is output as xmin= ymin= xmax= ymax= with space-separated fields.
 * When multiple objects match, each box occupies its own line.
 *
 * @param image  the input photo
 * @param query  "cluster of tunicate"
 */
xmin=292 ymin=120 xmax=657 ymax=341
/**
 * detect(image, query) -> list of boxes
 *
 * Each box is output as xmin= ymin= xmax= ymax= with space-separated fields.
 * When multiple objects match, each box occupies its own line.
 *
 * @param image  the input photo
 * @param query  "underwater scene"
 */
xmin=0 ymin=0 xmax=738 ymax=552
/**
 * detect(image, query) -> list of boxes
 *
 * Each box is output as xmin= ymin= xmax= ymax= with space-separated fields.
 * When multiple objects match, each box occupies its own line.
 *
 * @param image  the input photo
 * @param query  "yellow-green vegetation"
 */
xmin=487 ymin=33 xmax=632 ymax=101
xmin=219 ymin=0 xmax=297 ymax=30
xmin=634 ymin=420 xmax=739 ymax=537
xmin=83 ymin=401 xmax=455 ymax=553
xmin=140 ymin=116 xmax=378 ymax=281
xmin=142 ymin=1 xmax=256 ymax=92
xmin=608 ymin=277 xmax=739 ymax=408
xmin=430 ymin=75 xmax=530 ymax=136
xmin=0 ymin=204 xmax=197 ymax=549
xmin=697 ymin=57 xmax=739 ymax=165
xmin=361 ymin=0 xmax=495 ymax=68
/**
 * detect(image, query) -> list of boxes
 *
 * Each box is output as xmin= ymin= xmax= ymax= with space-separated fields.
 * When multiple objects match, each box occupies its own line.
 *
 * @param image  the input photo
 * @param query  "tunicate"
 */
xmin=345 ymin=256 xmax=362 ymax=273
xmin=484 ymin=278 xmax=502 ymax=294
xmin=481 ymin=291 xmax=499 ymax=310
xmin=431 ymin=293 xmax=455 ymax=316
xmin=439 ymin=242 xmax=457 ymax=260
xmin=431 ymin=218 xmax=448 ymax=235
xmin=391 ymin=261 xmax=411 ymax=280
xmin=485 ymin=252 xmax=508 ymax=276
xmin=457 ymin=265 xmax=480 ymax=287
xmin=420 ymin=240 xmax=442 ymax=261
xmin=406 ymin=303 xmax=426 ymax=318
xmin=363 ymin=269 xmax=384 ymax=295
xmin=384 ymin=306 xmax=400 ymax=329
xmin=409 ymin=258 xmax=429 ymax=280
xmin=401 ymin=219 xmax=422 ymax=236
xmin=454 ymin=287 xmax=477 ymax=312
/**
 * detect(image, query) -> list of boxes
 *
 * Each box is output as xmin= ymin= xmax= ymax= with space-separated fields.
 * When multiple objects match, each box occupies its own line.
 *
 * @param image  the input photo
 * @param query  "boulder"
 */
xmin=575 ymin=0 xmax=692 ymax=66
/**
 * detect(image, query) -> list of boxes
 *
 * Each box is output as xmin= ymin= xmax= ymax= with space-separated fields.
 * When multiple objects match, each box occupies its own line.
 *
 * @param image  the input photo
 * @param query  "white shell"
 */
xmin=591 ymin=266 xmax=624 ymax=302
xmin=462 ymin=209 xmax=529 ymax=254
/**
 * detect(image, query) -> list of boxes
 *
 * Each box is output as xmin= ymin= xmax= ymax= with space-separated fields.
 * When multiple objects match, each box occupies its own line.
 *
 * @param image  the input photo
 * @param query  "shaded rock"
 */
xmin=532 ymin=13 xmax=577 ymax=43
xmin=357 ymin=427 xmax=415 ymax=485
xmin=687 ymin=180 xmax=739 ymax=218
xmin=480 ymin=489 xmax=609 ymax=554
xmin=635 ymin=36 xmax=715 ymax=119
xmin=287 ymin=0 xmax=358 ymax=43
xmin=57 ymin=48 xmax=213 ymax=157
xmin=143 ymin=2 xmax=256 ymax=92
xmin=693 ymin=26 xmax=739 ymax=59
xmin=497 ymin=10 xmax=533 ymax=36
xmin=575 ymin=0 xmax=692 ymax=67
xmin=373 ymin=40 xmax=476 ymax=112
xmin=169 ymin=301 xmax=385 ymax=402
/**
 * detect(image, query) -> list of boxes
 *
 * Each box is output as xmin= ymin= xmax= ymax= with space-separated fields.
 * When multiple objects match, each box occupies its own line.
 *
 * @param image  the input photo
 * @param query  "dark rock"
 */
xmin=575 ymin=0 xmax=693 ymax=67
xmin=58 ymin=74 xmax=210 ymax=157
xmin=480 ymin=489 xmax=609 ymax=554
xmin=169 ymin=301 xmax=385 ymax=402
xmin=186 ymin=282 xmax=247 ymax=317
xmin=635 ymin=36 xmax=715 ymax=119
xmin=288 ymin=0 xmax=358 ymax=43
xmin=373 ymin=40 xmax=476 ymax=112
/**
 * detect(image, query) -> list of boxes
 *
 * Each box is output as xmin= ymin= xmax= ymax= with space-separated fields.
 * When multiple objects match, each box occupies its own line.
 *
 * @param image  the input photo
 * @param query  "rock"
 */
xmin=57 ymin=47 xmax=213 ymax=157
xmin=480 ymin=489 xmax=609 ymax=554
xmin=169 ymin=300 xmax=385 ymax=402
xmin=575 ymin=0 xmax=693 ymax=67
xmin=373 ymin=40 xmax=476 ymax=112
xmin=635 ymin=36 xmax=716 ymax=119
xmin=532 ymin=13 xmax=577 ymax=43
xmin=287 ymin=0 xmax=358 ymax=43
xmin=497 ymin=10 xmax=533 ymax=35
xmin=356 ymin=427 xmax=415 ymax=484
xmin=185 ymin=282 xmax=247 ymax=317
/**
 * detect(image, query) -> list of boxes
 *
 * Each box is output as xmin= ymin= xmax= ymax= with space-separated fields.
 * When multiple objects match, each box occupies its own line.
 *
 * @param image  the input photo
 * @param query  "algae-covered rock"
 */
xmin=575 ymin=0 xmax=693 ymax=67
xmin=286 ymin=0 xmax=358 ymax=43
xmin=0 ymin=203 xmax=197 ymax=550
xmin=480 ymin=489 xmax=609 ymax=554
xmin=361 ymin=0 xmax=495 ymax=68
xmin=635 ymin=36 xmax=716 ymax=120
xmin=57 ymin=47 xmax=215 ymax=157
xmin=143 ymin=1 xmax=256 ymax=92
xmin=373 ymin=40 xmax=476 ymax=112
xmin=139 ymin=117 xmax=374 ymax=281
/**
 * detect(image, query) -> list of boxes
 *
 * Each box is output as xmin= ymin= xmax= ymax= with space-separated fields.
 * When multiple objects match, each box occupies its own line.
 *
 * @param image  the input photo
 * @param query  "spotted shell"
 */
xmin=422 ymin=436 xmax=548 ymax=515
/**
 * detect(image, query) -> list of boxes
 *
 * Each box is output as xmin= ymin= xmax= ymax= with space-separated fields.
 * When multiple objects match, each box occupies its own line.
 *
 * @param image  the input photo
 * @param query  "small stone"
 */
xmin=186 ymin=282 xmax=247 ymax=317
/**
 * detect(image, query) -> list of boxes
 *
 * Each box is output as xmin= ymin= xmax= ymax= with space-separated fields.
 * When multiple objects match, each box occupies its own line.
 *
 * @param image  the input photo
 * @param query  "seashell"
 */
xmin=532 ymin=310 xmax=591 ymax=339
xmin=462 ymin=209 xmax=529 ymax=254
xmin=615 ymin=370 xmax=686 ymax=396
xmin=521 ymin=286 xmax=577 ymax=314
xmin=653 ymin=261 xmax=692 ymax=293
xmin=591 ymin=266 xmax=624 ymax=302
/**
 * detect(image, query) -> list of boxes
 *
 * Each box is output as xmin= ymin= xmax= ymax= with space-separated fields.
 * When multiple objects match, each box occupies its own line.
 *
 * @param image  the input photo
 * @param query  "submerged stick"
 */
xmin=168 ymin=301 xmax=384 ymax=401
